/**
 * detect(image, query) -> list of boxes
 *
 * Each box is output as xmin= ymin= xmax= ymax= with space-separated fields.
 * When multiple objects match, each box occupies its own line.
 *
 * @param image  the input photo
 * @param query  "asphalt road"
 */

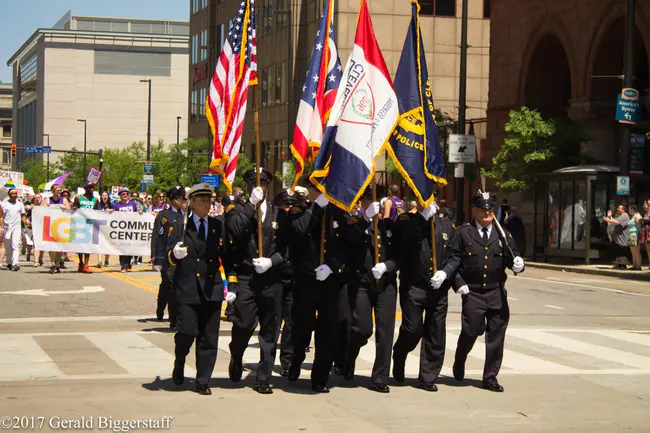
xmin=1 ymin=256 xmax=650 ymax=432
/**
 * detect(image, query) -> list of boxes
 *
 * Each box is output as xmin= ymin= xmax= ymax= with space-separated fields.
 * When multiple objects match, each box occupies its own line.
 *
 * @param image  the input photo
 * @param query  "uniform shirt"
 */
xmin=1 ymin=200 xmax=25 ymax=230
xmin=114 ymin=200 xmax=138 ymax=212
xmin=476 ymin=222 xmax=493 ymax=238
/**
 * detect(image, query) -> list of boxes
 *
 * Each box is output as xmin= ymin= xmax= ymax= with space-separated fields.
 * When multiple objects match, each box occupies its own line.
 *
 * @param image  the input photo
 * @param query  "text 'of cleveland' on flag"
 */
xmin=310 ymin=0 xmax=399 ymax=211
xmin=206 ymin=0 xmax=257 ymax=193
xmin=290 ymin=0 xmax=342 ymax=190
xmin=386 ymin=0 xmax=446 ymax=208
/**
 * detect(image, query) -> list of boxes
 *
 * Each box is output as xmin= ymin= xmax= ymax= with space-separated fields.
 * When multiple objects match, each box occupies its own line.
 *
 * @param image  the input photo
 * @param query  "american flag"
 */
xmin=206 ymin=0 xmax=257 ymax=193
xmin=289 ymin=0 xmax=341 ymax=189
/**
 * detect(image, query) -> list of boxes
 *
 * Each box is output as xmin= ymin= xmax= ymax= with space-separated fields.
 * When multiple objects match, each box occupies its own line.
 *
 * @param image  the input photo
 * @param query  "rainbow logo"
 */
xmin=4 ymin=178 xmax=15 ymax=189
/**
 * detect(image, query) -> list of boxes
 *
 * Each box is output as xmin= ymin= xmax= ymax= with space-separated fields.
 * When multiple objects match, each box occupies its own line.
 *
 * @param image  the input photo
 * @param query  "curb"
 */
xmin=526 ymin=262 xmax=650 ymax=282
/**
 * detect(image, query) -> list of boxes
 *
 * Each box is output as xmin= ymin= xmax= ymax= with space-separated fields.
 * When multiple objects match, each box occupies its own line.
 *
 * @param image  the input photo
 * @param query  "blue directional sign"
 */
xmin=201 ymin=172 xmax=220 ymax=188
xmin=24 ymin=145 xmax=51 ymax=154
xmin=616 ymin=88 xmax=641 ymax=124
xmin=25 ymin=146 xmax=36 ymax=153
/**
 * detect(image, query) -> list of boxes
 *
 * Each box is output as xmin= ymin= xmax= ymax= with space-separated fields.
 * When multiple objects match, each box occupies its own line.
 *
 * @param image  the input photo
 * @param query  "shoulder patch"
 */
xmin=168 ymin=226 xmax=174 ymax=236
xmin=398 ymin=213 xmax=411 ymax=221
xmin=452 ymin=223 xmax=456 ymax=229
xmin=161 ymin=217 xmax=167 ymax=225
xmin=348 ymin=216 xmax=358 ymax=224
xmin=509 ymin=233 xmax=513 ymax=238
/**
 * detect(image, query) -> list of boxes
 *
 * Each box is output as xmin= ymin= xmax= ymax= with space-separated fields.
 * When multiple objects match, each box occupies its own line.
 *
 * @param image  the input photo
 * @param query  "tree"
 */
xmin=482 ymin=107 xmax=590 ymax=192
xmin=21 ymin=159 xmax=50 ymax=190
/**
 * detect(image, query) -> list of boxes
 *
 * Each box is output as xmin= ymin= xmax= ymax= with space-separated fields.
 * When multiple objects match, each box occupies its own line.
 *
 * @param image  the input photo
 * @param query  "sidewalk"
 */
xmin=527 ymin=261 xmax=650 ymax=282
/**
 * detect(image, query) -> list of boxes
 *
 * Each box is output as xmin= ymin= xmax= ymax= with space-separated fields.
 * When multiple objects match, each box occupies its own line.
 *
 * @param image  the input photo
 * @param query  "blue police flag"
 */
xmin=386 ymin=0 xmax=447 ymax=207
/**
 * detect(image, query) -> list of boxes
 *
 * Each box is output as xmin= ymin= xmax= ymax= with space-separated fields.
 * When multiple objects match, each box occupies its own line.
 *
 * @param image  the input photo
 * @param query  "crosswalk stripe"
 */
xmin=508 ymin=329 xmax=650 ymax=370
xmin=587 ymin=330 xmax=650 ymax=348
xmin=85 ymin=333 xmax=196 ymax=378
xmin=0 ymin=334 xmax=63 ymax=381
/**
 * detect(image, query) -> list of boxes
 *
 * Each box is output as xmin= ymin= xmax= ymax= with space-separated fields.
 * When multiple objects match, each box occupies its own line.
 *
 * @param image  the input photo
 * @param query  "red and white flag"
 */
xmin=206 ymin=0 xmax=257 ymax=193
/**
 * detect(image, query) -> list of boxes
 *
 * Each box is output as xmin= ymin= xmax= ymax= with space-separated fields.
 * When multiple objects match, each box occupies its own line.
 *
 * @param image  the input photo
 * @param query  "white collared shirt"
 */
xmin=475 ymin=221 xmax=493 ymax=238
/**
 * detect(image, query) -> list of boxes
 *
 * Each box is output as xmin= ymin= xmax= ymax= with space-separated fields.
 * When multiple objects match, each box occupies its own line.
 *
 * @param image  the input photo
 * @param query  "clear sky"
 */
xmin=0 ymin=0 xmax=189 ymax=83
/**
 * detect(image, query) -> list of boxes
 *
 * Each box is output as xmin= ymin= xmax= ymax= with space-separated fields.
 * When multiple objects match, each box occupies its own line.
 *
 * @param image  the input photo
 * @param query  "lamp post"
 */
xmin=76 ymin=119 xmax=87 ymax=177
xmin=43 ymin=134 xmax=50 ymax=180
xmin=140 ymin=79 xmax=152 ymax=161
xmin=619 ymin=0 xmax=636 ymax=176
xmin=177 ymin=116 xmax=181 ymax=145
xmin=455 ymin=0 xmax=469 ymax=225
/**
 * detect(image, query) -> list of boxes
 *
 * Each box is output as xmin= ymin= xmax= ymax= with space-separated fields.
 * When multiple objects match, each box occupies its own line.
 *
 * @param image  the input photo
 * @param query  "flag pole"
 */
xmin=431 ymin=211 xmax=438 ymax=272
xmin=253 ymin=85 xmax=264 ymax=258
xmin=372 ymin=178 xmax=379 ymax=264
xmin=320 ymin=215 xmax=326 ymax=265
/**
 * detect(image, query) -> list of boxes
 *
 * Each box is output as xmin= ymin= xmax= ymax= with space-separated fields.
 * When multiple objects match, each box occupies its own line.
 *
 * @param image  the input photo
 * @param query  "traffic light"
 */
xmin=11 ymin=144 xmax=16 ymax=157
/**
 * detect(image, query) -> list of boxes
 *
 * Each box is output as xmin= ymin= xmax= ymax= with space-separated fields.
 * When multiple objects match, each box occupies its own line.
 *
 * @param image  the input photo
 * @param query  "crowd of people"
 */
xmin=603 ymin=201 xmax=650 ymax=270
xmin=151 ymin=170 xmax=524 ymax=396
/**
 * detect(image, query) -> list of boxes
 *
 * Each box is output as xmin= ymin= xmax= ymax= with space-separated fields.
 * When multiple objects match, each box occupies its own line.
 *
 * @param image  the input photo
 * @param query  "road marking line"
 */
xmin=508 ymin=297 xmax=518 ymax=301
xmin=85 ymin=332 xmax=196 ymax=378
xmin=517 ymin=276 xmax=650 ymax=298
xmin=0 ymin=335 xmax=63 ymax=381
xmin=0 ymin=315 xmax=150 ymax=324
xmin=106 ymin=272 xmax=158 ymax=295
xmin=587 ymin=330 xmax=650 ymax=348
xmin=544 ymin=304 xmax=565 ymax=310
xmin=508 ymin=329 xmax=650 ymax=369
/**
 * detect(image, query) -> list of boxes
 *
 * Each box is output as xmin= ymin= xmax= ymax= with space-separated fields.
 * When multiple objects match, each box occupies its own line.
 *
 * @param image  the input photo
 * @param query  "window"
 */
xmin=420 ymin=0 xmax=455 ymax=17
xmin=276 ymin=0 xmax=286 ymax=30
xmin=483 ymin=0 xmax=491 ymax=18
xmin=199 ymin=88 xmax=207 ymax=118
xmin=2 ymin=151 xmax=8 ymax=164
xmin=191 ymin=34 xmax=198 ymax=64
xmin=200 ymin=30 xmax=208 ymax=61
xmin=2 ymin=125 xmax=10 ymax=138
xmin=201 ymin=0 xmax=208 ymax=9
xmin=261 ymin=68 xmax=268 ymax=106
xmin=216 ymin=24 xmax=225 ymax=55
xmin=275 ymin=63 xmax=284 ymax=103
xmin=191 ymin=90 xmax=198 ymax=120
xmin=264 ymin=0 xmax=273 ymax=35
xmin=192 ymin=0 xmax=199 ymax=14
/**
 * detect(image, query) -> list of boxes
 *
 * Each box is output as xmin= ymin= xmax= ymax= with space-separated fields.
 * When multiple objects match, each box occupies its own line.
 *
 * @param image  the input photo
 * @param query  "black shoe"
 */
xmin=392 ymin=356 xmax=406 ymax=383
xmin=12 ymin=265 xmax=20 ymax=272
xmin=172 ymin=366 xmax=184 ymax=385
xmin=195 ymin=383 xmax=212 ymax=395
xmin=370 ymin=382 xmax=390 ymax=393
xmin=332 ymin=365 xmax=344 ymax=376
xmin=169 ymin=323 xmax=177 ymax=332
xmin=420 ymin=382 xmax=438 ymax=392
xmin=280 ymin=367 xmax=290 ymax=377
xmin=253 ymin=380 xmax=273 ymax=394
xmin=7 ymin=265 xmax=13 ymax=271
xmin=288 ymin=363 xmax=300 ymax=382
xmin=156 ymin=307 xmax=164 ymax=321
xmin=452 ymin=361 xmax=465 ymax=381
xmin=343 ymin=362 xmax=355 ymax=381
xmin=482 ymin=380 xmax=504 ymax=392
xmin=229 ymin=358 xmax=243 ymax=383
xmin=311 ymin=383 xmax=330 ymax=393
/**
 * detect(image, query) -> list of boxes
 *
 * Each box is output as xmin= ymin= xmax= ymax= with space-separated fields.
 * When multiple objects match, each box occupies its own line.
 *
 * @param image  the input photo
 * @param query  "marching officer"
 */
xmin=391 ymin=200 xmax=460 ymax=391
xmin=340 ymin=188 xmax=398 ymax=393
xmin=288 ymin=181 xmax=347 ymax=393
xmin=151 ymin=186 xmax=186 ymax=330
xmin=226 ymin=168 xmax=287 ymax=395
xmin=167 ymin=183 xmax=234 ymax=396
xmin=449 ymin=191 xmax=525 ymax=392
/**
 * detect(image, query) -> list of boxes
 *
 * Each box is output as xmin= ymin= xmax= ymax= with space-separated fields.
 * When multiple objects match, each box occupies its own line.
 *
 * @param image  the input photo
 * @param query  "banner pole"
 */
xmin=431 ymin=214 xmax=438 ymax=272
xmin=253 ymin=84 xmax=264 ymax=258
xmin=372 ymin=177 xmax=379 ymax=265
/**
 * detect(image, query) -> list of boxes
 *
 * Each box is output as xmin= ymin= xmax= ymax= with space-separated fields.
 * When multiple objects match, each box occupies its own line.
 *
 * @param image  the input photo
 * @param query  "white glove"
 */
xmin=315 ymin=264 xmax=333 ymax=281
xmin=153 ymin=265 xmax=162 ymax=272
xmin=252 ymin=257 xmax=273 ymax=274
xmin=371 ymin=262 xmax=387 ymax=279
xmin=457 ymin=285 xmax=469 ymax=295
xmin=294 ymin=186 xmax=308 ymax=196
xmin=419 ymin=202 xmax=437 ymax=221
xmin=315 ymin=193 xmax=329 ymax=208
xmin=250 ymin=187 xmax=264 ymax=206
xmin=512 ymin=256 xmax=525 ymax=273
xmin=173 ymin=242 xmax=188 ymax=260
xmin=430 ymin=270 xmax=447 ymax=289
xmin=225 ymin=292 xmax=237 ymax=304
xmin=365 ymin=202 xmax=380 ymax=219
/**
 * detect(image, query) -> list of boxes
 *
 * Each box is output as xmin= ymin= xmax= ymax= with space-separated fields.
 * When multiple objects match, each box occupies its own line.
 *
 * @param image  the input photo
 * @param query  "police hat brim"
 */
xmin=470 ymin=195 xmax=497 ymax=210
xmin=273 ymin=191 xmax=298 ymax=206
xmin=243 ymin=168 xmax=273 ymax=186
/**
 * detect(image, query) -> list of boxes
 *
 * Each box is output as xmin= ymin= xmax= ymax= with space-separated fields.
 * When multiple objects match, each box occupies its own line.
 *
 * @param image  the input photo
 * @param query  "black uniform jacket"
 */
xmin=151 ymin=207 xmax=183 ymax=267
xmin=225 ymin=200 xmax=287 ymax=277
xmin=166 ymin=214 xmax=230 ymax=305
xmin=289 ymin=202 xmax=347 ymax=278
xmin=450 ymin=222 xmax=522 ymax=293
xmin=391 ymin=212 xmax=460 ymax=290
xmin=339 ymin=212 xmax=397 ymax=289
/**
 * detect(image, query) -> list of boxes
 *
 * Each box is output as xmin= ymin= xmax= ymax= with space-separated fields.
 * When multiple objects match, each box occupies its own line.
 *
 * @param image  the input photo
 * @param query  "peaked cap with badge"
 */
xmin=470 ymin=190 xmax=497 ymax=210
xmin=187 ymin=183 xmax=214 ymax=198
xmin=243 ymin=167 xmax=274 ymax=186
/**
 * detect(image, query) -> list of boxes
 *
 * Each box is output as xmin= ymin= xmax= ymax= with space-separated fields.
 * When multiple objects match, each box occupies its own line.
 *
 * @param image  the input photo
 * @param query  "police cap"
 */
xmin=166 ymin=186 xmax=185 ymax=199
xmin=273 ymin=189 xmax=298 ymax=206
xmin=243 ymin=167 xmax=273 ymax=186
xmin=187 ymin=183 xmax=214 ymax=199
xmin=470 ymin=190 xmax=497 ymax=210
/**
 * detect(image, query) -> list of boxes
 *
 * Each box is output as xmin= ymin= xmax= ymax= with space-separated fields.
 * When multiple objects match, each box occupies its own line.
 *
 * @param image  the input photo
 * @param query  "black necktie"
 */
xmin=482 ymin=226 xmax=489 ymax=243
xmin=198 ymin=218 xmax=206 ymax=241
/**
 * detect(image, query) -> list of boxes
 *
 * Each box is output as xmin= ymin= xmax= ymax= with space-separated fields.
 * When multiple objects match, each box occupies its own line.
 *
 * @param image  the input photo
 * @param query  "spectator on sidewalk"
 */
xmin=603 ymin=204 xmax=630 ymax=270
xmin=628 ymin=205 xmax=642 ymax=270
xmin=641 ymin=200 xmax=650 ymax=270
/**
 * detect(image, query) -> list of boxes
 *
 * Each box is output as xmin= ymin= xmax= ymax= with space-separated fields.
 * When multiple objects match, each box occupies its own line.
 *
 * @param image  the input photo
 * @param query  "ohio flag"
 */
xmin=310 ymin=0 xmax=399 ymax=212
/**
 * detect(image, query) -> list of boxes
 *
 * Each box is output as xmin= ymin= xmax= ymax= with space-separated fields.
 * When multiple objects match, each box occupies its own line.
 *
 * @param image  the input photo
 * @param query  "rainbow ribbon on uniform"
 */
xmin=218 ymin=257 xmax=228 ymax=297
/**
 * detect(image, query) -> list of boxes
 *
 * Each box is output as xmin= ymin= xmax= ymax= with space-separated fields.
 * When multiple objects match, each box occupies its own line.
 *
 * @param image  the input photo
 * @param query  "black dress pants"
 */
xmin=158 ymin=269 xmax=177 ymax=326
xmin=229 ymin=273 xmax=283 ymax=382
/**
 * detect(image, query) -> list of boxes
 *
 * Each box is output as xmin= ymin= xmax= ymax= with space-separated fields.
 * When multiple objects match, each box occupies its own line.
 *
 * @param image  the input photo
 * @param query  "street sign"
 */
xmin=144 ymin=161 xmax=153 ymax=174
xmin=630 ymin=133 xmax=646 ymax=177
xmin=201 ymin=171 xmax=220 ymax=188
xmin=616 ymin=88 xmax=641 ymax=124
xmin=448 ymin=134 xmax=477 ymax=163
xmin=616 ymin=176 xmax=630 ymax=196
xmin=24 ymin=146 xmax=51 ymax=153
xmin=25 ymin=146 xmax=35 ymax=153
xmin=143 ymin=174 xmax=154 ymax=182
xmin=454 ymin=163 xmax=465 ymax=178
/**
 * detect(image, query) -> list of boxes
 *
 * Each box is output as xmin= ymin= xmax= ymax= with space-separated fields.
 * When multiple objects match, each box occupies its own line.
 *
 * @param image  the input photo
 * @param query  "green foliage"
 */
xmin=482 ymin=107 xmax=591 ymax=192
xmin=231 ymin=152 xmax=255 ymax=191
xmin=274 ymin=159 xmax=313 ymax=189
xmin=21 ymin=158 xmax=50 ymax=190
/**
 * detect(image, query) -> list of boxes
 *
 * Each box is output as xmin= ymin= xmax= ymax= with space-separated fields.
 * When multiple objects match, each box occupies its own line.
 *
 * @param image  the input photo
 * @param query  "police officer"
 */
xmin=151 ymin=186 xmax=185 ymax=329
xmin=340 ymin=188 xmax=398 ymax=393
xmin=391 ymin=200 xmax=460 ymax=391
xmin=449 ymin=191 xmax=525 ymax=392
xmin=288 ymin=182 xmax=347 ymax=393
xmin=226 ymin=168 xmax=286 ymax=395
xmin=167 ymin=183 xmax=234 ymax=396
